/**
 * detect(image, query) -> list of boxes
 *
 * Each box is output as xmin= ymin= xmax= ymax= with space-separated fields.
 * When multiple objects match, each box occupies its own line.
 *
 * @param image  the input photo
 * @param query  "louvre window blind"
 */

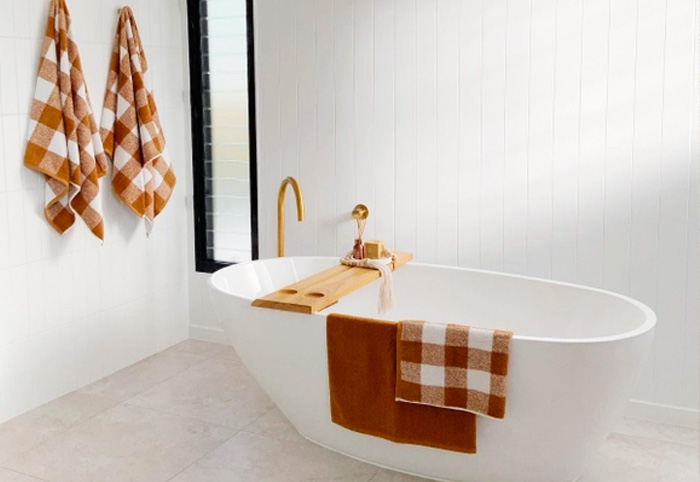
xmin=189 ymin=0 xmax=258 ymax=272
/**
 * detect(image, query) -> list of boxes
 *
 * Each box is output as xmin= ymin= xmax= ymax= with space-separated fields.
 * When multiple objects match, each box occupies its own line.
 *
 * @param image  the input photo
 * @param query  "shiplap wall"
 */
xmin=249 ymin=0 xmax=699 ymax=413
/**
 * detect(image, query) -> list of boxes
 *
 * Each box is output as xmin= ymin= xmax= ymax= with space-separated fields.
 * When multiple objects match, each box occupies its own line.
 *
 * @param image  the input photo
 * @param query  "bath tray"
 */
xmin=252 ymin=252 xmax=413 ymax=314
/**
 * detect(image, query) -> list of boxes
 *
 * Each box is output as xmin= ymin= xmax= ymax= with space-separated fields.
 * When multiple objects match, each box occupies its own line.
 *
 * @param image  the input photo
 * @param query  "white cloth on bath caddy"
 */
xmin=340 ymin=253 xmax=395 ymax=314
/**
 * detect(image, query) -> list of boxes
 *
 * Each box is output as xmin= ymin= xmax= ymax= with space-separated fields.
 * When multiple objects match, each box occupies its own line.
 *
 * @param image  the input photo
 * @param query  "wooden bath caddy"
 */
xmin=252 ymin=252 xmax=413 ymax=314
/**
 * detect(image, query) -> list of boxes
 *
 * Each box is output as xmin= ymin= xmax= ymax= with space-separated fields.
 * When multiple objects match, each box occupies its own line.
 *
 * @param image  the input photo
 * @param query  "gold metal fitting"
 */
xmin=277 ymin=177 xmax=305 ymax=257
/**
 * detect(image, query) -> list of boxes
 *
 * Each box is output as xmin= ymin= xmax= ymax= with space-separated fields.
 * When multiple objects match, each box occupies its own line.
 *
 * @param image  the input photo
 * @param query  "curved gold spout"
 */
xmin=277 ymin=177 xmax=305 ymax=257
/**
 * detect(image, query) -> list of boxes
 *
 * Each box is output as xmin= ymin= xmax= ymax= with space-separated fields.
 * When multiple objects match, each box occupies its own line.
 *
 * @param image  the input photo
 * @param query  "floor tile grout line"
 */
xmin=115 ymin=340 xmax=246 ymax=405
xmin=115 ymin=361 xmax=261 ymax=430
xmin=237 ymin=406 xmax=278 ymax=433
xmin=162 ymin=429 xmax=240 ymax=482
xmin=93 ymin=352 xmax=215 ymax=406
xmin=0 ymin=345 xmax=221 ymax=470
xmin=162 ymin=405 xmax=326 ymax=481
xmin=120 ymin=400 xmax=250 ymax=432
xmin=235 ymin=409 xmax=382 ymax=482
xmin=0 ymin=396 xmax=120 ymax=472
xmin=99 ymin=338 xmax=238 ymax=388
xmin=1 ymin=403 xmax=241 ymax=482
xmin=2 ymin=466 xmax=52 ymax=482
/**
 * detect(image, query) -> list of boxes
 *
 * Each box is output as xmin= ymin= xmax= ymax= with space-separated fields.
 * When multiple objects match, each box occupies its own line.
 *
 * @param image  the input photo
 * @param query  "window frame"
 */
xmin=186 ymin=0 xmax=260 ymax=273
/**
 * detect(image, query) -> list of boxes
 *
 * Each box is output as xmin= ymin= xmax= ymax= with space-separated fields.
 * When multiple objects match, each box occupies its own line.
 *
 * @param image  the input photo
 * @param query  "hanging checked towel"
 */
xmin=396 ymin=320 xmax=513 ymax=419
xmin=100 ymin=7 xmax=176 ymax=235
xmin=24 ymin=0 xmax=108 ymax=240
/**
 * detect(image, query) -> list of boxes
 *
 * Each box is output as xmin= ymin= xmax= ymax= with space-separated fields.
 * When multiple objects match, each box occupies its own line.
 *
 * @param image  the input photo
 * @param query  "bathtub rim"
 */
xmin=209 ymin=256 xmax=656 ymax=345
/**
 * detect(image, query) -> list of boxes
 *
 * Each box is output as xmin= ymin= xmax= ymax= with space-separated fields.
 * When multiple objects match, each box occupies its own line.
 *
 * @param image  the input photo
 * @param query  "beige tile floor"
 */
xmin=0 ymin=340 xmax=697 ymax=482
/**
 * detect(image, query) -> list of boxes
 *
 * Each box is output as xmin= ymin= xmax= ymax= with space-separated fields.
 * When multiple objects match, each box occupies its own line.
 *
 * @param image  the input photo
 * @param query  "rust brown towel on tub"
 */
xmin=326 ymin=314 xmax=476 ymax=454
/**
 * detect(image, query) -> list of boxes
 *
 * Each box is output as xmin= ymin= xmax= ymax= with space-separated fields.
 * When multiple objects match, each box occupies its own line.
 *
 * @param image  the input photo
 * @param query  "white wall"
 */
xmin=0 ymin=0 xmax=191 ymax=423
xmin=206 ymin=0 xmax=696 ymax=419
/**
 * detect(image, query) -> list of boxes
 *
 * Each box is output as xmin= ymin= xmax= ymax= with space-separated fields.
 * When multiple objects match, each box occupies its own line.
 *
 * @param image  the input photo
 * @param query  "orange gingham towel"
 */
xmin=24 ymin=0 xmax=108 ymax=240
xmin=396 ymin=320 xmax=513 ymax=419
xmin=100 ymin=7 xmax=176 ymax=235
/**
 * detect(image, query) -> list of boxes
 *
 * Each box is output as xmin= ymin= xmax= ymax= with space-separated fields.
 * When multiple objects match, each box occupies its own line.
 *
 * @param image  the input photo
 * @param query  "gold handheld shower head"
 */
xmin=352 ymin=204 xmax=369 ymax=221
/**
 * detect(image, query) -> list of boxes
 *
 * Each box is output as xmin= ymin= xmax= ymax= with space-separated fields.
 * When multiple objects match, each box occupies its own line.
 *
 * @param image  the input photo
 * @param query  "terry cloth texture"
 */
xmin=100 ymin=7 xmax=176 ymax=235
xmin=24 ymin=0 xmax=108 ymax=240
xmin=396 ymin=321 xmax=513 ymax=419
xmin=326 ymin=314 xmax=477 ymax=454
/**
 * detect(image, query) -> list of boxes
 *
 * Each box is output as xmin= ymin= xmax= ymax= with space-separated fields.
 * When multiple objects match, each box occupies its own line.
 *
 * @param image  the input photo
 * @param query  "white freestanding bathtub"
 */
xmin=209 ymin=257 xmax=655 ymax=482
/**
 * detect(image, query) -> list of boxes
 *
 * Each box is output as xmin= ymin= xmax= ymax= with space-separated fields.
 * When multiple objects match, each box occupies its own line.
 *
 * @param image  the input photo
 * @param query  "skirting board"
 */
xmin=189 ymin=325 xmax=229 ymax=345
xmin=187 ymin=325 xmax=700 ymax=429
xmin=625 ymin=399 xmax=699 ymax=429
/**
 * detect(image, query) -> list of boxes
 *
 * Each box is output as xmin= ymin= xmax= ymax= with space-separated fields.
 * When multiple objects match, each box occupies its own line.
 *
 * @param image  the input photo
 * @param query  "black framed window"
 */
xmin=187 ymin=0 xmax=259 ymax=273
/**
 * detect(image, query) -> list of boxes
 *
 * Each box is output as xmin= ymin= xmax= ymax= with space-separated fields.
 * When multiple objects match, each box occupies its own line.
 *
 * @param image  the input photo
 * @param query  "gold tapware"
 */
xmin=351 ymin=204 xmax=369 ymax=259
xmin=352 ymin=204 xmax=369 ymax=221
xmin=278 ymin=177 xmax=305 ymax=257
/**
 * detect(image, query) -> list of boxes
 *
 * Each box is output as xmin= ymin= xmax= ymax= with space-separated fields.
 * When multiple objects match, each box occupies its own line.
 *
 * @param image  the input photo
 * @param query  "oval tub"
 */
xmin=209 ymin=257 xmax=655 ymax=482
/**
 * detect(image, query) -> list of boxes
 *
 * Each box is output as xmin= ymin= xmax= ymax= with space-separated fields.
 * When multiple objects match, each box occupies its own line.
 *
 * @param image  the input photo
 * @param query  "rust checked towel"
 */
xmin=396 ymin=321 xmax=513 ymax=419
xmin=327 ymin=314 xmax=477 ymax=453
xmin=100 ymin=7 xmax=176 ymax=235
xmin=24 ymin=0 xmax=108 ymax=240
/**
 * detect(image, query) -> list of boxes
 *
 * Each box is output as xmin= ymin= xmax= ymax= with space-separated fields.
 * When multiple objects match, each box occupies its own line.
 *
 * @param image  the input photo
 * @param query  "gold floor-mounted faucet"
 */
xmin=277 ymin=176 xmax=305 ymax=257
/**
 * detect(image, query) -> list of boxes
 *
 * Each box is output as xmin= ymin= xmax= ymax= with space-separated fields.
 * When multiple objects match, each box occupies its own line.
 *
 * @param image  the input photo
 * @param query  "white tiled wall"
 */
xmin=0 ymin=0 xmax=191 ymax=423
xmin=221 ymin=0 xmax=696 ymax=419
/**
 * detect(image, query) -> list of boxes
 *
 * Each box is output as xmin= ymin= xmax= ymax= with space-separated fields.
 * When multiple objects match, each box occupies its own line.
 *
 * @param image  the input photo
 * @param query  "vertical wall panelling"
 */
xmin=315 ymin=0 xmax=337 ymax=256
xmin=297 ymin=0 xmax=318 ymax=255
xmin=576 ymin=0 xmax=609 ymax=289
xmin=602 ymin=0 xmax=636 ymax=296
xmin=255 ymin=0 xmax=273 ymax=258
xmin=436 ymin=0 xmax=460 ymax=266
xmin=393 ymin=0 xmax=417 ymax=256
xmin=185 ymin=0 xmax=700 ymax=419
xmin=502 ymin=0 xmax=530 ymax=275
xmin=354 ymin=0 xmax=376 ymax=240
xmin=551 ymin=0 xmax=582 ymax=283
xmin=415 ymin=0 xmax=438 ymax=264
xmin=373 ymin=0 xmax=395 ymax=249
xmin=630 ymin=0 xmax=666 ymax=403
xmin=0 ymin=0 xmax=191 ymax=423
xmin=526 ymin=0 xmax=555 ymax=279
xmin=479 ymin=0 xmax=507 ymax=271
xmin=334 ymin=0 xmax=356 ymax=256
xmin=457 ymin=0 xmax=482 ymax=268
xmin=279 ymin=0 xmax=300 ymax=257
xmin=655 ymin=0 xmax=695 ymax=405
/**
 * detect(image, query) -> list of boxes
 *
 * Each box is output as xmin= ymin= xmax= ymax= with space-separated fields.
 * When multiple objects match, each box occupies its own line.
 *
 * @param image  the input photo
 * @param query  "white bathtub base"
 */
xmin=297 ymin=430 xmax=451 ymax=482
xmin=301 ymin=429 xmax=590 ymax=482
xmin=209 ymin=257 xmax=656 ymax=482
